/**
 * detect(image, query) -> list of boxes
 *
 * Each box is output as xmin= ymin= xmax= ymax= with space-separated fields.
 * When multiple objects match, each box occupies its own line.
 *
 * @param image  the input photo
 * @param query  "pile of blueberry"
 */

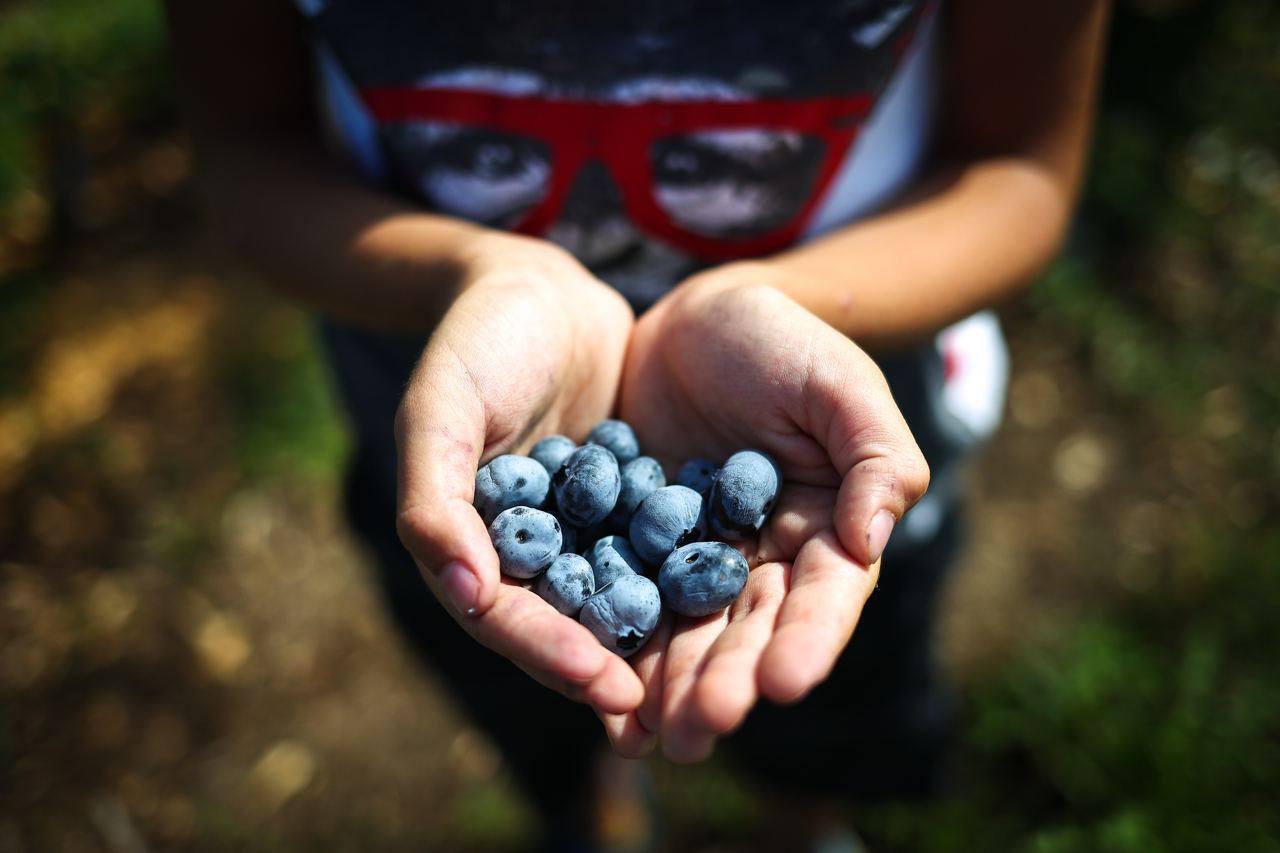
xmin=477 ymin=420 xmax=782 ymax=658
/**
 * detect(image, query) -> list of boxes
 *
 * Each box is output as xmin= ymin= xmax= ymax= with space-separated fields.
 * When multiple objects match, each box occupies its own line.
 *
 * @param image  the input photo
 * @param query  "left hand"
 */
xmin=601 ymin=263 xmax=930 ymax=762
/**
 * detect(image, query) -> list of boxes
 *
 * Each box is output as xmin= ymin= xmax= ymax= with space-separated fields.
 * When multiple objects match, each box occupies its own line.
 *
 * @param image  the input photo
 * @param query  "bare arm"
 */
xmin=757 ymin=0 xmax=1110 ymax=350
xmin=169 ymin=0 xmax=656 ymax=716
xmin=166 ymin=0 xmax=528 ymax=331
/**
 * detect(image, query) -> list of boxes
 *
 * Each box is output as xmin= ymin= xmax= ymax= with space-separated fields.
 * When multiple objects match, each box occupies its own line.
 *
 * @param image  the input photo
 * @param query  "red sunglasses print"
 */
xmin=359 ymin=86 xmax=873 ymax=260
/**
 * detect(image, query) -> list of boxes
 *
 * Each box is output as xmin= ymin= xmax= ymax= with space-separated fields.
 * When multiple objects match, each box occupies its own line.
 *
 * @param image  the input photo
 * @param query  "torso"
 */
xmin=302 ymin=0 xmax=939 ymax=307
xmin=300 ymin=0 xmax=1008 ymax=550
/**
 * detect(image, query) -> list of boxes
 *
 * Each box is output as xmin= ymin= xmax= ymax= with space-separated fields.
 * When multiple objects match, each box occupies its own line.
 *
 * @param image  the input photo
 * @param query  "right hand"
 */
xmin=603 ymin=268 xmax=931 ymax=761
xmin=394 ymin=233 xmax=644 ymax=716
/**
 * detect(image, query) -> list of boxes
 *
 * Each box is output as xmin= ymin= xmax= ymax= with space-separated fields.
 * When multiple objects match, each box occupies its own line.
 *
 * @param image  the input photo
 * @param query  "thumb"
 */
xmin=805 ymin=329 xmax=931 ymax=567
xmin=394 ymin=340 xmax=500 ymax=617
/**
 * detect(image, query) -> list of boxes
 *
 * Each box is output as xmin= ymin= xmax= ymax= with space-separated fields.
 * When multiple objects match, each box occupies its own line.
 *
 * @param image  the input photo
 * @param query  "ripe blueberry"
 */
xmin=607 ymin=455 xmax=666 ymax=529
xmin=676 ymin=458 xmax=719 ymax=496
xmin=586 ymin=419 xmax=640 ymax=465
xmin=579 ymin=574 xmax=662 ymax=658
xmin=530 ymin=435 xmax=576 ymax=475
xmin=474 ymin=455 xmax=550 ymax=523
xmin=488 ymin=506 xmax=562 ymax=579
xmin=586 ymin=535 xmax=644 ymax=588
xmin=706 ymin=450 xmax=781 ymax=541
xmin=534 ymin=553 xmax=595 ymax=616
xmin=553 ymin=444 xmax=621 ymax=528
xmin=658 ymin=542 xmax=749 ymax=617
xmin=629 ymin=485 xmax=705 ymax=567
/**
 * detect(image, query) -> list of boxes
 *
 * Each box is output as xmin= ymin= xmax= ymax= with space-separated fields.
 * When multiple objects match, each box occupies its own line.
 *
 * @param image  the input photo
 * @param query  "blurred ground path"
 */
xmin=0 ymin=128 xmax=537 ymax=849
xmin=0 ymin=124 xmax=1154 ymax=852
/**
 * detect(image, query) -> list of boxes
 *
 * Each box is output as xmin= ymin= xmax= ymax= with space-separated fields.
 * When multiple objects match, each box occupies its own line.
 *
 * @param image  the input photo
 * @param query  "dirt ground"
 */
xmin=0 ymin=126 xmax=1238 ymax=852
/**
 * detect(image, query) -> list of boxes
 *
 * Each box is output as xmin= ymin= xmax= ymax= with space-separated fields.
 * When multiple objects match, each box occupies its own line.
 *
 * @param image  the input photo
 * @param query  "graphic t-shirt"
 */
xmin=299 ymin=0 xmax=1007 ymax=550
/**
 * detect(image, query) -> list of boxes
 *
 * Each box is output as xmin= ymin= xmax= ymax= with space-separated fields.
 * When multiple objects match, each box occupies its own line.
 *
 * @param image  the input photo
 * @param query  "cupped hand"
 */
xmin=394 ymin=234 xmax=644 ymax=717
xmin=604 ymin=264 xmax=930 ymax=761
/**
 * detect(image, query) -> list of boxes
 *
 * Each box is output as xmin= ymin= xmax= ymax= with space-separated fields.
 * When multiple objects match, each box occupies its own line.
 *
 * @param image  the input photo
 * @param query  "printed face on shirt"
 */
xmin=380 ymin=74 xmax=831 ymax=266
xmin=313 ymin=0 xmax=924 ymax=303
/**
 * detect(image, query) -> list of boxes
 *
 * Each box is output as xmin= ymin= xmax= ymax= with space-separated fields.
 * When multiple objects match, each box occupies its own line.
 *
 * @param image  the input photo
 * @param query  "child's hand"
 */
xmin=604 ymin=265 xmax=930 ymax=761
xmin=394 ymin=235 xmax=645 ymax=716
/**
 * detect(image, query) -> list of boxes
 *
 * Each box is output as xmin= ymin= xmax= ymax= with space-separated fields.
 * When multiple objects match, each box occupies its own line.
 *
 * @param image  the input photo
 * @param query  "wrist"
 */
xmin=457 ymin=230 xmax=584 ymax=287
xmin=458 ymin=231 xmax=636 ymax=332
xmin=667 ymin=260 xmax=806 ymax=315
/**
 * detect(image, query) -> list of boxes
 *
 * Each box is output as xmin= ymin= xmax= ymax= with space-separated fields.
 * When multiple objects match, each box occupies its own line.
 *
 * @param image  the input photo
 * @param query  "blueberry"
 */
xmin=706 ymin=450 xmax=781 ymax=541
xmin=534 ymin=553 xmax=595 ymax=616
xmin=658 ymin=542 xmax=750 ymax=618
xmin=552 ymin=445 xmax=621 ymax=528
xmin=629 ymin=485 xmax=705 ymax=567
xmin=488 ymin=506 xmax=562 ymax=579
xmin=676 ymin=458 xmax=719 ymax=495
xmin=606 ymin=456 xmax=666 ymax=529
xmin=586 ymin=419 xmax=640 ymax=465
xmin=586 ymin=535 xmax=644 ymax=588
xmin=579 ymin=574 xmax=662 ymax=658
xmin=530 ymin=435 xmax=576 ymax=474
xmin=474 ymin=455 xmax=551 ymax=523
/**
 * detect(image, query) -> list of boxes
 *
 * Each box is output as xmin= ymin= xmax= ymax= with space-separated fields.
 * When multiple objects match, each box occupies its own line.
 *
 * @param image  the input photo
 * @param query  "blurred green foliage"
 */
xmin=216 ymin=300 xmax=349 ymax=484
xmin=1 ymin=0 xmax=347 ymax=488
xmin=866 ymin=528 xmax=1280 ymax=852
xmin=0 ymin=0 xmax=170 ymax=206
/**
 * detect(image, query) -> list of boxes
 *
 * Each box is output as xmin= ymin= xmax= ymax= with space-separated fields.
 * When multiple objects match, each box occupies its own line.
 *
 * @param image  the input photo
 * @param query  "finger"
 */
xmin=834 ymin=451 xmax=927 ymax=569
xmin=753 ymin=484 xmax=836 ymax=566
xmin=631 ymin=615 xmax=672 ymax=735
xmin=660 ymin=610 xmax=730 ymax=764
xmin=582 ymin=654 xmax=647 ymax=716
xmin=599 ymin=711 xmax=658 ymax=759
xmin=800 ymin=329 xmax=931 ymax=566
xmin=395 ymin=338 xmax=498 ymax=616
xmin=757 ymin=529 xmax=878 ymax=704
xmin=515 ymin=661 xmax=588 ymax=703
xmin=687 ymin=562 xmax=789 ymax=735
xmin=514 ymin=645 xmax=645 ymax=717
xmin=469 ymin=585 xmax=643 ymax=712
xmin=594 ymin=613 xmax=670 ymax=758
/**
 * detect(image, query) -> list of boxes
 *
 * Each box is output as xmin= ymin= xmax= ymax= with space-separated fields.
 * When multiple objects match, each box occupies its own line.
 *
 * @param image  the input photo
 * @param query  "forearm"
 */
xmin=756 ymin=0 xmax=1109 ymax=351
xmin=197 ymin=132 xmax=505 ymax=331
xmin=167 ymin=0 xmax=540 ymax=332
xmin=759 ymin=153 xmax=1073 ymax=350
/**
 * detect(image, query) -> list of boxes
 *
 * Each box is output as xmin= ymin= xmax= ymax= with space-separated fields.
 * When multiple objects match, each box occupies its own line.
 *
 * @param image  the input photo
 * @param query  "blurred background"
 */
xmin=1 ymin=1 xmax=1278 ymax=850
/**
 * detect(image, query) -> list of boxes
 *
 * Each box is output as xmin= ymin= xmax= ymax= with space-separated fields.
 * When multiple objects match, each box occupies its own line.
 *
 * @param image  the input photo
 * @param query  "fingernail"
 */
xmin=440 ymin=560 xmax=480 ymax=615
xmin=867 ymin=510 xmax=895 ymax=564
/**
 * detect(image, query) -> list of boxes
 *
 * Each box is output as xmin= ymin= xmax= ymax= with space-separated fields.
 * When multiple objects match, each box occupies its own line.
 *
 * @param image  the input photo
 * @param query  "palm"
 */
xmin=396 ymin=260 xmax=646 ymax=716
xmin=609 ymin=278 xmax=929 ymax=761
xmin=622 ymin=281 xmax=847 ymax=497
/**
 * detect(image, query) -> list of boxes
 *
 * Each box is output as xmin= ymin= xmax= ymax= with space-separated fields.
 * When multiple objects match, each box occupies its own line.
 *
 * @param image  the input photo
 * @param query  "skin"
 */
xmin=604 ymin=277 xmax=929 ymax=758
xmin=166 ymin=0 xmax=1108 ymax=758
xmin=603 ymin=0 xmax=1112 ymax=763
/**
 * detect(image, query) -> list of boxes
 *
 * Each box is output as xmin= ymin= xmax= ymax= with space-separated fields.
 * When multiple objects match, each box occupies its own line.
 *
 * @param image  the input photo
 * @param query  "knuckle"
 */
xmin=853 ymin=448 xmax=931 ymax=514
xmin=394 ymin=504 xmax=437 ymax=555
xmin=854 ymin=455 xmax=900 ymax=495
xmin=900 ymin=447 xmax=931 ymax=505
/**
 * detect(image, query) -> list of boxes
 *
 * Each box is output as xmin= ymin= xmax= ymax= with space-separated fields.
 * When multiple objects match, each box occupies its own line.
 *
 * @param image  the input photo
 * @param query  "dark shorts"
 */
xmin=322 ymin=319 xmax=964 ymax=817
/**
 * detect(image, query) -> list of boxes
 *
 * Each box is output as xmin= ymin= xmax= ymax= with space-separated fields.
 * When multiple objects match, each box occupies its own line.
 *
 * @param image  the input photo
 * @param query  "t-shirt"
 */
xmin=297 ymin=0 xmax=1007 ymax=551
